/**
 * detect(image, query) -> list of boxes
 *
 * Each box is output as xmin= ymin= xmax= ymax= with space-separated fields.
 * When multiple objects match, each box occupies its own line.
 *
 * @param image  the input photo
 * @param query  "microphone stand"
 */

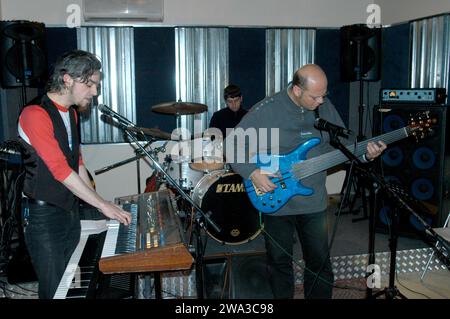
xmin=328 ymin=130 xmax=450 ymax=299
xmin=104 ymin=114 xmax=220 ymax=299
xmin=371 ymin=182 xmax=450 ymax=299
xmin=326 ymin=130 xmax=379 ymax=299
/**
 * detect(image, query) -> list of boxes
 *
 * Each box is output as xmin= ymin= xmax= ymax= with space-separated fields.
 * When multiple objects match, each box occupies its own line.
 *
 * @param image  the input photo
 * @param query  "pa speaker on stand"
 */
xmin=0 ymin=20 xmax=47 ymax=88
xmin=340 ymin=24 xmax=381 ymax=82
xmin=338 ymin=24 xmax=382 ymax=222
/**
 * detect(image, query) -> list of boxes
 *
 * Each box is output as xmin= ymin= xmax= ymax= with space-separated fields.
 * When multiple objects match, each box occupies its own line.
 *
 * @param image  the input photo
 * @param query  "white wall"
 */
xmin=2 ymin=1 xmax=450 ymax=29
xmin=376 ymin=0 xmax=450 ymax=25
xmin=0 ymin=0 xmax=373 ymax=27
xmin=81 ymin=142 xmax=155 ymax=202
xmin=81 ymin=140 xmax=207 ymax=201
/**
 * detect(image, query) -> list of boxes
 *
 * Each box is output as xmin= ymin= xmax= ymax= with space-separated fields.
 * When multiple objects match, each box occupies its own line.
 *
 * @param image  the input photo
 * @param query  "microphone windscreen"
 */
xmin=97 ymin=104 xmax=107 ymax=112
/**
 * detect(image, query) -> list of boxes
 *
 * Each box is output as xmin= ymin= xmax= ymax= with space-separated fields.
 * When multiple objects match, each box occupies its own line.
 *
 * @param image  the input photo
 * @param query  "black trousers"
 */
xmin=22 ymin=199 xmax=81 ymax=299
xmin=263 ymin=210 xmax=334 ymax=299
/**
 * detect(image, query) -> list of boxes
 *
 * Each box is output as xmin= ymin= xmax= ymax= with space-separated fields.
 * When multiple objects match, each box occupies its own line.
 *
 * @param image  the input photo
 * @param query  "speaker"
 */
xmin=203 ymin=252 xmax=273 ymax=299
xmin=340 ymin=24 xmax=381 ymax=82
xmin=373 ymin=104 xmax=450 ymax=236
xmin=0 ymin=20 xmax=47 ymax=88
xmin=231 ymin=254 xmax=273 ymax=299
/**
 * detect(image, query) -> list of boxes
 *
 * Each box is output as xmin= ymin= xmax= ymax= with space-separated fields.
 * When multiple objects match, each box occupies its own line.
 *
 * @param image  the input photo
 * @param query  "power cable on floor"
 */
xmin=395 ymin=270 xmax=431 ymax=299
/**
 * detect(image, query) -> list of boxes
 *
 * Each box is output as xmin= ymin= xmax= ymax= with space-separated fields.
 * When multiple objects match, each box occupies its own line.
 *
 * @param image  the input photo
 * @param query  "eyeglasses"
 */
xmin=308 ymin=91 xmax=328 ymax=102
xmin=298 ymin=85 xmax=328 ymax=102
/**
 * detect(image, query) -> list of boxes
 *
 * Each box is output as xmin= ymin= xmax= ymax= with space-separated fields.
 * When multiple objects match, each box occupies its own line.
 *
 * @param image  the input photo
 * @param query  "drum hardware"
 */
xmin=94 ymin=141 xmax=156 ymax=192
xmin=163 ymin=155 xmax=203 ymax=192
xmin=151 ymin=100 xmax=224 ymax=174
xmin=163 ymin=136 xmax=224 ymax=190
xmin=151 ymin=141 xmax=169 ymax=157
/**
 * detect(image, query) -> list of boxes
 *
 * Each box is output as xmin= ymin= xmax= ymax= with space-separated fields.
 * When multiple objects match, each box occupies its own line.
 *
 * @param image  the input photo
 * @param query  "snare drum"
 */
xmin=191 ymin=170 xmax=262 ymax=245
xmin=189 ymin=136 xmax=224 ymax=172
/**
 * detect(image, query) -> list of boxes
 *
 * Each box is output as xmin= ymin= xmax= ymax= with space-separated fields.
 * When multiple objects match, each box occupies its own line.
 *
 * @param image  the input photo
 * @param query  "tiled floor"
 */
xmin=1 ymin=195 xmax=448 ymax=299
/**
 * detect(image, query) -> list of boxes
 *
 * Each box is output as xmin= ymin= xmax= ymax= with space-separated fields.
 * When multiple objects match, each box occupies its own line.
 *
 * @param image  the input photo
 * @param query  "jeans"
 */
xmin=263 ymin=210 xmax=334 ymax=299
xmin=22 ymin=199 xmax=81 ymax=299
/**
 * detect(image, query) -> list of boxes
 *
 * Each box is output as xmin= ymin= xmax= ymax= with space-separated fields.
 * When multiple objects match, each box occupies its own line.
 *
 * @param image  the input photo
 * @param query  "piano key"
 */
xmin=54 ymin=230 xmax=106 ymax=299
xmin=57 ymin=190 xmax=193 ymax=299
xmin=101 ymin=220 xmax=120 ymax=258
xmin=53 ymin=235 xmax=89 ymax=299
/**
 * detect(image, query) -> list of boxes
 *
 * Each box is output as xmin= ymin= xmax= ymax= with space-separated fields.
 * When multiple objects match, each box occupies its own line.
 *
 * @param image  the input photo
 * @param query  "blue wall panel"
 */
xmin=229 ymin=28 xmax=266 ymax=110
xmin=45 ymin=27 xmax=78 ymax=74
xmin=381 ymin=23 xmax=410 ymax=89
xmin=134 ymin=27 xmax=176 ymax=133
xmin=316 ymin=28 xmax=350 ymax=126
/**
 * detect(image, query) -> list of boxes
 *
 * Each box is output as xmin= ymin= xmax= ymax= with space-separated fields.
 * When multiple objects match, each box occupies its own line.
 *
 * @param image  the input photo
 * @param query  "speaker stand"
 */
xmin=339 ymin=78 xmax=370 ymax=223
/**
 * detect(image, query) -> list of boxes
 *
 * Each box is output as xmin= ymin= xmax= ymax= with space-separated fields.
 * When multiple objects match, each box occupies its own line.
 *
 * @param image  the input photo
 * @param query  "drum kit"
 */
xmin=96 ymin=100 xmax=261 ymax=245
xmin=95 ymin=99 xmax=262 ymax=300
xmin=147 ymin=101 xmax=262 ymax=245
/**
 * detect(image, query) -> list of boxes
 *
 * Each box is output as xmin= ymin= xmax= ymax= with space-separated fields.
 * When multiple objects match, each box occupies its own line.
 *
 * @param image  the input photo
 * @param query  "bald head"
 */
xmin=293 ymin=64 xmax=328 ymax=90
xmin=289 ymin=64 xmax=329 ymax=110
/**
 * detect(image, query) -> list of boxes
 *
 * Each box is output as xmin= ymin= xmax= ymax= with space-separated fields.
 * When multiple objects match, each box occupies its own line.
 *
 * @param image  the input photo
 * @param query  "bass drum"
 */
xmin=192 ymin=170 xmax=262 ymax=245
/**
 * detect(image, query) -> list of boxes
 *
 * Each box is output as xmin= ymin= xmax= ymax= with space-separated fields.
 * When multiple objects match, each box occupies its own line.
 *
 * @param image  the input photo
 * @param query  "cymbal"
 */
xmin=128 ymin=126 xmax=173 ymax=140
xmin=152 ymin=101 xmax=207 ymax=115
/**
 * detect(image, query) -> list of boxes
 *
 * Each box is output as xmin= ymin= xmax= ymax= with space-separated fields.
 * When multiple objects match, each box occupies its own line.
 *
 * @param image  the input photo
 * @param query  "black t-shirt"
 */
xmin=209 ymin=107 xmax=247 ymax=138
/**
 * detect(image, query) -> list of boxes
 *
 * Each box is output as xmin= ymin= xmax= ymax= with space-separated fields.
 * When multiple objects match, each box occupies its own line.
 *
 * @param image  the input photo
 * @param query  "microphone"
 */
xmin=314 ymin=118 xmax=352 ymax=138
xmin=98 ymin=104 xmax=136 ymax=127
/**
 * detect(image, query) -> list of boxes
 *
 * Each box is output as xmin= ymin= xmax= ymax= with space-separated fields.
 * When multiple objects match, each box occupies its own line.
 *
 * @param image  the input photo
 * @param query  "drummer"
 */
xmin=209 ymin=84 xmax=247 ymax=138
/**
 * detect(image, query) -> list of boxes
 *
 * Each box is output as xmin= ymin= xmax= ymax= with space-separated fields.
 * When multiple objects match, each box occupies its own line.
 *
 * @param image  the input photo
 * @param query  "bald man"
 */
xmin=229 ymin=64 xmax=386 ymax=299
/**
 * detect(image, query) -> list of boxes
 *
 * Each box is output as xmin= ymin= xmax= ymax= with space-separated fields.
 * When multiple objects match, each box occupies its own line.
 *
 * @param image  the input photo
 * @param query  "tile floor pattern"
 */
xmin=294 ymin=247 xmax=447 ymax=284
xmin=1 ymin=247 xmax=448 ymax=299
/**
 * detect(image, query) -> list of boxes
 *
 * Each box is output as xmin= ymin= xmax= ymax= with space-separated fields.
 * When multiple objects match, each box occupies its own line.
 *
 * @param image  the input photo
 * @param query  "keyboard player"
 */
xmin=18 ymin=50 xmax=131 ymax=299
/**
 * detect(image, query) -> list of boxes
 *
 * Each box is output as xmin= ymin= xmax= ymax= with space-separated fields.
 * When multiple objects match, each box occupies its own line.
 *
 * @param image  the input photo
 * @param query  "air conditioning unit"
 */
xmin=83 ymin=0 xmax=164 ymax=21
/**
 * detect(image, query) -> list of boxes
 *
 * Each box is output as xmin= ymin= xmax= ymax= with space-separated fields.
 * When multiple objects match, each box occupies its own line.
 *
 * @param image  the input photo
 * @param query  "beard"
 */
xmin=76 ymin=98 xmax=93 ymax=113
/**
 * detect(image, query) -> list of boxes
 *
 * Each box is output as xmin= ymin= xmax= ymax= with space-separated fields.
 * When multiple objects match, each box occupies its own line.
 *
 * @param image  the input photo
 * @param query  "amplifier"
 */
xmin=380 ymin=88 xmax=447 ymax=104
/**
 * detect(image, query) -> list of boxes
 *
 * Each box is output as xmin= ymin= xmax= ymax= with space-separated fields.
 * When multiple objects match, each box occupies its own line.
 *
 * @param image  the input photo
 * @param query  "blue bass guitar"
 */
xmin=243 ymin=114 xmax=433 ymax=214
